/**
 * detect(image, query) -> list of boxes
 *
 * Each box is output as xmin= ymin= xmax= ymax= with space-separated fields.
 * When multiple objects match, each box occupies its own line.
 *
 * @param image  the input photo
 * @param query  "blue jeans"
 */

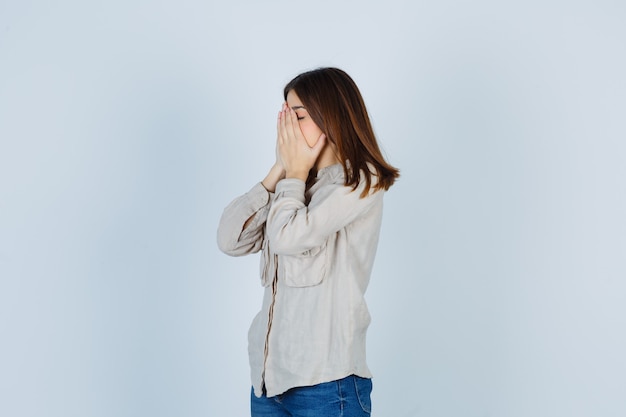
xmin=251 ymin=375 xmax=372 ymax=416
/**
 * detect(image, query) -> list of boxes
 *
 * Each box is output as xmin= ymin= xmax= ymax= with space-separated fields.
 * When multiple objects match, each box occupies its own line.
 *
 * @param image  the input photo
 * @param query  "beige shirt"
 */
xmin=217 ymin=163 xmax=384 ymax=398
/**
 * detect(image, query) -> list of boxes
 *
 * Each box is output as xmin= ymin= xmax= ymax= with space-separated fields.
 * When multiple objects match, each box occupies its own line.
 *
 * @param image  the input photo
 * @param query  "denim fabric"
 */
xmin=251 ymin=375 xmax=372 ymax=417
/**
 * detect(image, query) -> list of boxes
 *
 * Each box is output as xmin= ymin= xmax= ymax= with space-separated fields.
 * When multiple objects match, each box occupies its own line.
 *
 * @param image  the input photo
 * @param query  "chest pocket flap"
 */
xmin=278 ymin=242 xmax=328 ymax=287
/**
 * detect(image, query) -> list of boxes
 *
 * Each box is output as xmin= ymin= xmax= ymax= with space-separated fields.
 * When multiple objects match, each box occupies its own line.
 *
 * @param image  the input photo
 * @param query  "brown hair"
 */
xmin=284 ymin=67 xmax=399 ymax=197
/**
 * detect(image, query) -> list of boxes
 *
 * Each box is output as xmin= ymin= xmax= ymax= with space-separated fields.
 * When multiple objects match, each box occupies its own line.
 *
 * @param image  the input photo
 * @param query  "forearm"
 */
xmin=267 ymin=178 xmax=383 ymax=255
xmin=217 ymin=182 xmax=272 ymax=256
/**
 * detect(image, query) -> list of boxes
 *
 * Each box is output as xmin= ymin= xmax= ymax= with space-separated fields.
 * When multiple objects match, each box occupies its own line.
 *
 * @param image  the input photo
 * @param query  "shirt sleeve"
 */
xmin=266 ymin=178 xmax=383 ymax=255
xmin=217 ymin=182 xmax=273 ymax=257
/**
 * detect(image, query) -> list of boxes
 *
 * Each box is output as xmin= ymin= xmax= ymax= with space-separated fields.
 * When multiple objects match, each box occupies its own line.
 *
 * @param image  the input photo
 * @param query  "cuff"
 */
xmin=274 ymin=178 xmax=306 ymax=203
xmin=246 ymin=182 xmax=273 ymax=208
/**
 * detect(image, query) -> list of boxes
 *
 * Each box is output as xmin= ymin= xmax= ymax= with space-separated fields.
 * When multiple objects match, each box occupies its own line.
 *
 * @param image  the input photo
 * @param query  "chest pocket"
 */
xmin=278 ymin=242 xmax=328 ymax=287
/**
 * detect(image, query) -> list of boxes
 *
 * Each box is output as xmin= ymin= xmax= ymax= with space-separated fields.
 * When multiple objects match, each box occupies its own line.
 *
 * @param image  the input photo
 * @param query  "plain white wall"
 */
xmin=1 ymin=1 xmax=624 ymax=416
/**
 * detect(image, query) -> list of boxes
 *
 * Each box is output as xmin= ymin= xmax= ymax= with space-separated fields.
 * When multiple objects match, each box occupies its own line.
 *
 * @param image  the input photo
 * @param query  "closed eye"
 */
xmin=291 ymin=106 xmax=307 ymax=121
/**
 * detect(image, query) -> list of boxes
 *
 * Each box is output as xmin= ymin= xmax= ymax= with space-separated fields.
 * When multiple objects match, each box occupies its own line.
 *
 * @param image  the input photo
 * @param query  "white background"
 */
xmin=1 ymin=1 xmax=625 ymax=416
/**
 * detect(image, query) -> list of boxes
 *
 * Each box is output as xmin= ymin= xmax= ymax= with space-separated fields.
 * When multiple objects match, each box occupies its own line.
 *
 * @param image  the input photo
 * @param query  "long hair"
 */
xmin=284 ymin=67 xmax=399 ymax=197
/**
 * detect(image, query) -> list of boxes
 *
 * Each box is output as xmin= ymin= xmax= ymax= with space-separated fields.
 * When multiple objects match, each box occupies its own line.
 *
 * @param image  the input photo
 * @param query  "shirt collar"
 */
xmin=316 ymin=163 xmax=344 ymax=180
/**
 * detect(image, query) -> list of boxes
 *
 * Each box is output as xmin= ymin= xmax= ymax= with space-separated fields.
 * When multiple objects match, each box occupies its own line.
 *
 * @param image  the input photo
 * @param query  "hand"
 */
xmin=261 ymin=135 xmax=286 ymax=192
xmin=277 ymin=103 xmax=326 ymax=181
xmin=261 ymin=108 xmax=289 ymax=193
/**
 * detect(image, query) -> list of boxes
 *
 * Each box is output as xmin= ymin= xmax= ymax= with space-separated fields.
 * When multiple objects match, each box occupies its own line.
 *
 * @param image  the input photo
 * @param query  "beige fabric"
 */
xmin=217 ymin=163 xmax=384 ymax=398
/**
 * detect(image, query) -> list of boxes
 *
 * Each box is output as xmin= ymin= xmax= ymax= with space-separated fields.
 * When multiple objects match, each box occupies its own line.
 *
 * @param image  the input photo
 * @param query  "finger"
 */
xmin=284 ymin=107 xmax=295 ymax=139
xmin=310 ymin=133 xmax=327 ymax=156
xmin=287 ymin=107 xmax=304 ymax=141
xmin=276 ymin=110 xmax=282 ymax=143
xmin=279 ymin=107 xmax=288 ymax=143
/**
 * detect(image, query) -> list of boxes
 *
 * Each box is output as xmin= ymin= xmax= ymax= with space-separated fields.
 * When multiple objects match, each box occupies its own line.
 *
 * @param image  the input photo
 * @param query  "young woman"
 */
xmin=217 ymin=67 xmax=399 ymax=416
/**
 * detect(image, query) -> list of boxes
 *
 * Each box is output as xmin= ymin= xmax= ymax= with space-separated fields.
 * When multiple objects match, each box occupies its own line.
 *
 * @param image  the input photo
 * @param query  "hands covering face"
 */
xmin=276 ymin=103 xmax=326 ymax=181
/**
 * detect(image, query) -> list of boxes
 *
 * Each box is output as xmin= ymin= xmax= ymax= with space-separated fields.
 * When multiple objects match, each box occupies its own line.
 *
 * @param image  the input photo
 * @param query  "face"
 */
xmin=286 ymin=90 xmax=324 ymax=147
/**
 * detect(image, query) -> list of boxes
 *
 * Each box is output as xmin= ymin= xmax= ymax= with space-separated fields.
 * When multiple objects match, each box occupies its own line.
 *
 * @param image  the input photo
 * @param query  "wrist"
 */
xmin=262 ymin=164 xmax=286 ymax=192
xmin=272 ymin=163 xmax=285 ymax=174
